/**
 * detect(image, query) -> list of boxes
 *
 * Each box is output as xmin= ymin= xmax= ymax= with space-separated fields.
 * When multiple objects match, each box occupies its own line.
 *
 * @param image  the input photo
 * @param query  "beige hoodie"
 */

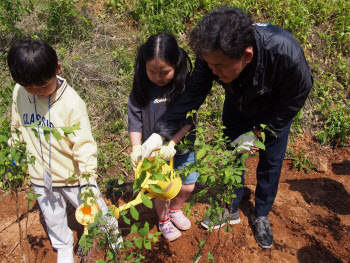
xmin=10 ymin=76 xmax=97 ymax=187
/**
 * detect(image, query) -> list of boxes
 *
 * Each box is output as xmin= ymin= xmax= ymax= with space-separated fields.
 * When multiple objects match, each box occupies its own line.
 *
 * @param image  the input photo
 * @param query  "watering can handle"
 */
xmin=169 ymin=157 xmax=173 ymax=169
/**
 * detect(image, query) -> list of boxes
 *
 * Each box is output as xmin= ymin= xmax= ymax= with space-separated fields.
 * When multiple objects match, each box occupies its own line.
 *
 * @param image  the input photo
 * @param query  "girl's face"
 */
xmin=146 ymin=58 xmax=175 ymax=87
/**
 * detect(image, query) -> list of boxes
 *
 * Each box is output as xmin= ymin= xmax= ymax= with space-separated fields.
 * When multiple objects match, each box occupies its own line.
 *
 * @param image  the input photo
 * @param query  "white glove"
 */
xmin=141 ymin=133 xmax=164 ymax=159
xmin=230 ymin=132 xmax=258 ymax=154
xmin=80 ymin=184 xmax=99 ymax=200
xmin=130 ymin=144 xmax=142 ymax=170
xmin=156 ymin=140 xmax=177 ymax=159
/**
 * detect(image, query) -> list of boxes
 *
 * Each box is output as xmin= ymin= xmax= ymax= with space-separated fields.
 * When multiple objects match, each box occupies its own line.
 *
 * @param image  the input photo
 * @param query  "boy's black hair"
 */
xmin=132 ymin=33 xmax=192 ymax=108
xmin=189 ymin=6 xmax=255 ymax=59
xmin=7 ymin=39 xmax=58 ymax=87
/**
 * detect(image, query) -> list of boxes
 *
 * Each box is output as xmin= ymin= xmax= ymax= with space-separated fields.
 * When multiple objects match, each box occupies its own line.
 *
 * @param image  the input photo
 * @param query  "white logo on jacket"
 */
xmin=154 ymin=98 xmax=167 ymax=104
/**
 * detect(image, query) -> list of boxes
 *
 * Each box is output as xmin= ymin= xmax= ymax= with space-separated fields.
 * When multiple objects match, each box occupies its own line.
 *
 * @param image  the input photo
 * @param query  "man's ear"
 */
xmin=56 ymin=62 xmax=61 ymax=75
xmin=244 ymin=47 xmax=254 ymax=64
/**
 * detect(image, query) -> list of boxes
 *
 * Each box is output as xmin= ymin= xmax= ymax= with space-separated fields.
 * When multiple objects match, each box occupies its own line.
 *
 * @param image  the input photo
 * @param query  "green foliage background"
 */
xmin=1 ymin=0 xmax=349 ymax=194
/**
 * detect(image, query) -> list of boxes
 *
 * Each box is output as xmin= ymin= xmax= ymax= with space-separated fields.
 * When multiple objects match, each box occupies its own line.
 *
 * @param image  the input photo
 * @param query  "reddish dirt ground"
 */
xmin=0 ymin=136 xmax=349 ymax=263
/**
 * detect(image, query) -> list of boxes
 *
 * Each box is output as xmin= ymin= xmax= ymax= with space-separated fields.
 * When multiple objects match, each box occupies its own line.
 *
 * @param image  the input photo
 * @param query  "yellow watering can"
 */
xmin=111 ymin=157 xmax=182 ymax=219
xmin=75 ymin=157 xmax=182 ymax=232
xmin=75 ymin=198 xmax=100 ymax=235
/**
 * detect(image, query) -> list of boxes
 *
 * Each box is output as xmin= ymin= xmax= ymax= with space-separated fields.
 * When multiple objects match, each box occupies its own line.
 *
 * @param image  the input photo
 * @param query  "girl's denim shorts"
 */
xmin=173 ymin=148 xmax=199 ymax=184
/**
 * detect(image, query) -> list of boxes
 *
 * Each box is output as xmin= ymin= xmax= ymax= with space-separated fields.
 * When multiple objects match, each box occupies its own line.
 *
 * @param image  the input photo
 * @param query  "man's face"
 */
xmin=202 ymin=48 xmax=253 ymax=83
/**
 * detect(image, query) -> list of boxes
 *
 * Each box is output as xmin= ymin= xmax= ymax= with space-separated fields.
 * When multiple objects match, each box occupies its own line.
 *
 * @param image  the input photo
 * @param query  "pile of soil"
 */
xmin=0 ymin=137 xmax=349 ymax=262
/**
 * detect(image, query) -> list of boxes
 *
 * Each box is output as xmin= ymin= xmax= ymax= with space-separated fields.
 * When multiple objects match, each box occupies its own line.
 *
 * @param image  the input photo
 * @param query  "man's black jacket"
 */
xmin=156 ymin=23 xmax=314 ymax=140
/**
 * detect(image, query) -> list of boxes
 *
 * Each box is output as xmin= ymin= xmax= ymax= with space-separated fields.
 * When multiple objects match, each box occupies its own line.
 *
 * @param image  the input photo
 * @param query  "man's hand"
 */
xmin=141 ymin=133 xmax=164 ymax=159
xmin=130 ymin=144 xmax=142 ymax=170
xmin=230 ymin=132 xmax=258 ymax=154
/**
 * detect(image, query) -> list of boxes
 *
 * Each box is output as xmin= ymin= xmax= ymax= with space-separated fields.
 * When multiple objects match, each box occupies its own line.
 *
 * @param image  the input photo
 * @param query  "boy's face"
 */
xmin=23 ymin=63 xmax=61 ymax=98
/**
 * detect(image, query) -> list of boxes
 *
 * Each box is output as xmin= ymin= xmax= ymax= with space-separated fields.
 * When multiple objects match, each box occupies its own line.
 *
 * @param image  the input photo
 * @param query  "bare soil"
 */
xmin=1 ymin=136 xmax=349 ymax=263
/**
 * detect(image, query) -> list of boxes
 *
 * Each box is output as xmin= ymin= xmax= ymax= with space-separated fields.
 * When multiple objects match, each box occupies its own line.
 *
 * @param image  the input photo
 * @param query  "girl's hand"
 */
xmin=141 ymin=133 xmax=164 ymax=159
xmin=130 ymin=144 xmax=142 ymax=170
xmin=158 ymin=140 xmax=176 ymax=158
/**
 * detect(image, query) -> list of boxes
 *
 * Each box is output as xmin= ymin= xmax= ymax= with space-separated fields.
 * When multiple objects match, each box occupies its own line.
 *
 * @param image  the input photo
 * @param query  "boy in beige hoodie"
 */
xmin=8 ymin=40 xmax=122 ymax=262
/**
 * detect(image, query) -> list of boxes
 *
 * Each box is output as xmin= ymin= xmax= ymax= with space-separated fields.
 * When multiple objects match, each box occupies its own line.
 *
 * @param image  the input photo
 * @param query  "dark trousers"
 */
xmin=222 ymin=105 xmax=292 ymax=217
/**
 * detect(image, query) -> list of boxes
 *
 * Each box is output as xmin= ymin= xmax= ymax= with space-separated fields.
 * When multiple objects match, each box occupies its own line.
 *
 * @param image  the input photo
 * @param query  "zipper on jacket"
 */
xmin=239 ymin=96 xmax=243 ymax=112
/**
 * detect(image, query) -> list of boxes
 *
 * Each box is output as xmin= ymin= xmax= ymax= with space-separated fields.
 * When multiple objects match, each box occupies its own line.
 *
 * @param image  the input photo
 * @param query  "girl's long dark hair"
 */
xmin=132 ymin=33 xmax=192 ymax=108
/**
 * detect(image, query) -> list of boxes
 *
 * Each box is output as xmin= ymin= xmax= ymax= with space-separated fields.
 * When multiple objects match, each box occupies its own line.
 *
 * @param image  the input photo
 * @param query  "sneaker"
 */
xmin=251 ymin=214 xmax=273 ymax=249
xmin=201 ymin=208 xmax=240 ymax=229
xmin=159 ymin=221 xmax=182 ymax=241
xmin=169 ymin=210 xmax=191 ymax=230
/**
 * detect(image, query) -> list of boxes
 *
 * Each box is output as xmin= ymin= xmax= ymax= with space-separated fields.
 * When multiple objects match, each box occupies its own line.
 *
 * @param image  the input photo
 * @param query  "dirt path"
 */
xmin=0 ymin=138 xmax=349 ymax=263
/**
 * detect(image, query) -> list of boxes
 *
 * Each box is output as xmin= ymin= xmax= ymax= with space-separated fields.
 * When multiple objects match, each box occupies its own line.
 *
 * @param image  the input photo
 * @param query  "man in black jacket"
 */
xmin=141 ymin=6 xmax=313 ymax=248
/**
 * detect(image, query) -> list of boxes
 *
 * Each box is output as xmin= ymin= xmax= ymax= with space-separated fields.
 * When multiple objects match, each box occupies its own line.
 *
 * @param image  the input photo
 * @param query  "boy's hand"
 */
xmin=230 ymin=132 xmax=258 ymax=154
xmin=158 ymin=140 xmax=176 ymax=158
xmin=130 ymin=144 xmax=142 ymax=170
xmin=141 ymin=133 xmax=164 ymax=159
xmin=80 ymin=184 xmax=99 ymax=200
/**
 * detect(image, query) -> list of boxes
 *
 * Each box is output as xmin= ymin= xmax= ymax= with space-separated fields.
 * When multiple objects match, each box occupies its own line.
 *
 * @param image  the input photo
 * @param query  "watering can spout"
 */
xmin=112 ymin=158 xmax=182 ymax=219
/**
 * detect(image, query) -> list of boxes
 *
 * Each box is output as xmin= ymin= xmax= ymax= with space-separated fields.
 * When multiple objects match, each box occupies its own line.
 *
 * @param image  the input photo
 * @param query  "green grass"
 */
xmin=0 ymin=0 xmax=349 ymax=181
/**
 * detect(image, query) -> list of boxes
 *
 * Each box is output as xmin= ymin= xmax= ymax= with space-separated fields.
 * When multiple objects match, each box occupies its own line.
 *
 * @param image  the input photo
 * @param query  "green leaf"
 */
xmin=138 ymin=222 xmax=149 ymax=237
xmin=141 ymin=158 xmax=152 ymax=170
xmin=240 ymin=153 xmax=249 ymax=163
xmin=28 ymin=121 xmax=40 ymax=128
xmin=122 ymin=215 xmax=130 ymax=225
xmin=0 ymin=135 xmax=8 ymax=142
xmin=0 ymin=152 xmax=6 ymax=165
xmin=138 ymin=227 xmax=148 ymax=237
xmin=152 ymin=171 xmax=167 ymax=182
xmin=61 ymin=126 xmax=73 ymax=137
xmin=130 ymin=205 xmax=139 ymax=220
xmin=203 ymin=154 xmax=213 ymax=162
xmin=52 ymin=129 xmax=62 ymax=140
xmin=118 ymin=177 xmax=124 ymax=185
xmin=196 ymin=148 xmax=206 ymax=160
xmin=144 ymin=238 xmax=151 ymax=249
xmin=44 ymin=130 xmax=50 ymax=142
xmin=184 ymin=202 xmax=190 ymax=213
xmin=134 ymin=237 xmax=143 ymax=249
xmin=28 ymin=192 xmax=34 ymax=201
xmin=40 ymin=125 xmax=52 ymax=131
xmin=149 ymin=184 xmax=164 ymax=193
xmin=125 ymin=240 xmax=134 ymax=248
xmin=107 ymin=249 xmax=115 ymax=260
xmin=207 ymin=251 xmax=214 ymax=260
xmin=141 ymin=193 xmax=153 ymax=208
xmin=130 ymin=223 xmax=139 ymax=234
xmin=254 ymin=141 xmax=265 ymax=150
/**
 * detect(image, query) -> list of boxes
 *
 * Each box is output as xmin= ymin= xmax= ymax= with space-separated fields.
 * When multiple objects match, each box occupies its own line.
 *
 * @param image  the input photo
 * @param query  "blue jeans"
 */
xmin=173 ymin=149 xmax=199 ymax=184
xmin=223 ymin=105 xmax=292 ymax=217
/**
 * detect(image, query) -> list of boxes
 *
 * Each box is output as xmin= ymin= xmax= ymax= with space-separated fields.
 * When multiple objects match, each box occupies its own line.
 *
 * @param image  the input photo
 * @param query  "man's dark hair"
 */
xmin=7 ymin=40 xmax=58 ymax=87
xmin=189 ymin=6 xmax=255 ymax=59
